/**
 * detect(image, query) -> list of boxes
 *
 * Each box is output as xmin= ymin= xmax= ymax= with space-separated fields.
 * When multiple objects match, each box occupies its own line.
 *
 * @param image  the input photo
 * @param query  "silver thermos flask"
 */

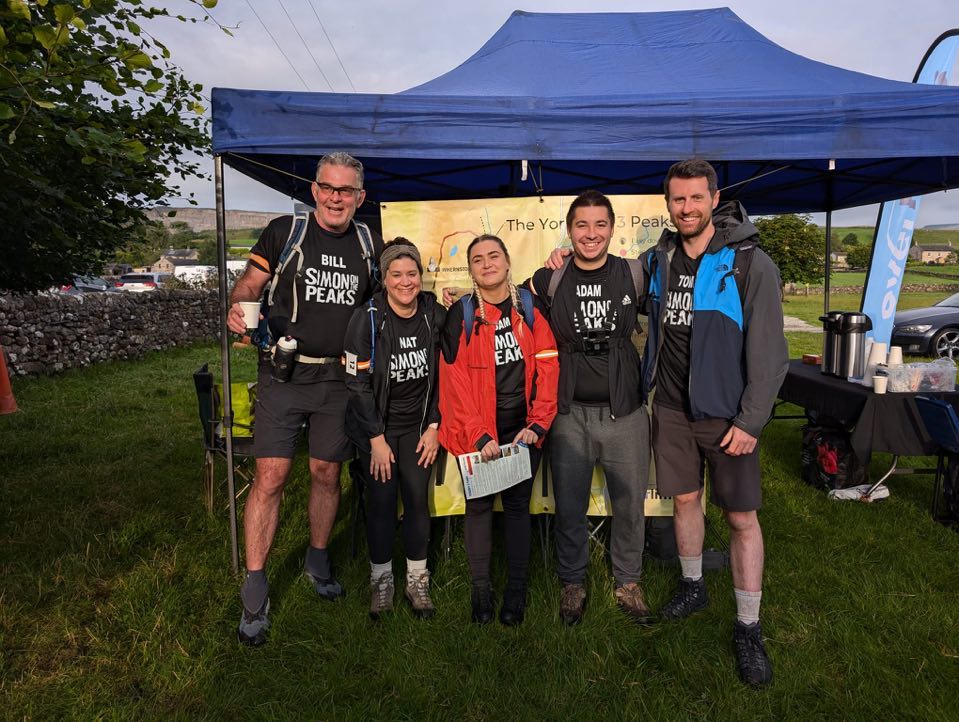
xmin=819 ymin=311 xmax=844 ymax=376
xmin=838 ymin=312 xmax=873 ymax=380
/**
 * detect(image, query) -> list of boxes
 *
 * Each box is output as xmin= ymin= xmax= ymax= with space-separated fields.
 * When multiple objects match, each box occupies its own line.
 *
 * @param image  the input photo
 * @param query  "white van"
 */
xmin=115 ymin=272 xmax=172 ymax=292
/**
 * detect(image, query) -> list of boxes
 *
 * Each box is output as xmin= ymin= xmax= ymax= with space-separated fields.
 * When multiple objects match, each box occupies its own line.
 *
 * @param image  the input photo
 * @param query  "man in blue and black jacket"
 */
xmin=642 ymin=159 xmax=788 ymax=688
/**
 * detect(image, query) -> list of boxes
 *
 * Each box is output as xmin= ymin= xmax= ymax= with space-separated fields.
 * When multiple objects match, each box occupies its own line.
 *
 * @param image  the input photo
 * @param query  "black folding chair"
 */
xmin=193 ymin=363 xmax=255 ymax=513
xmin=913 ymin=395 xmax=959 ymax=521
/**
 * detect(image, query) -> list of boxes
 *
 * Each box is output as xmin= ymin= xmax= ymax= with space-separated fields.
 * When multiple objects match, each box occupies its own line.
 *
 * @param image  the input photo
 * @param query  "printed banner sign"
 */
xmin=380 ymin=194 xmax=671 ymax=293
xmin=862 ymin=33 xmax=959 ymax=346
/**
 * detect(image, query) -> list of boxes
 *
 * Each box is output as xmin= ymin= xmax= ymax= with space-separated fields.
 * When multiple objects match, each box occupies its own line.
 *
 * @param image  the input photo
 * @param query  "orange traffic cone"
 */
xmin=0 ymin=344 xmax=18 ymax=414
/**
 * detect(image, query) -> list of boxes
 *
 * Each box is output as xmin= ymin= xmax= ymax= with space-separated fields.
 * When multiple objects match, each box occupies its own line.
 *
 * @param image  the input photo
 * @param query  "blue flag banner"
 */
xmin=861 ymin=32 xmax=959 ymax=347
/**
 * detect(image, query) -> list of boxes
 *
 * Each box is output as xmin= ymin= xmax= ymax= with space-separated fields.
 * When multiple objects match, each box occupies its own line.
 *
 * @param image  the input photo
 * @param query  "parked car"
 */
xmin=114 ymin=272 xmax=171 ymax=292
xmin=58 ymin=275 xmax=115 ymax=294
xmin=891 ymin=291 xmax=959 ymax=358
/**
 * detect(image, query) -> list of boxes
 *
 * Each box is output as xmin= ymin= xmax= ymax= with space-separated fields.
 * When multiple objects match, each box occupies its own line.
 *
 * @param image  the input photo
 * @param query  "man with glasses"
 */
xmin=227 ymin=152 xmax=383 ymax=645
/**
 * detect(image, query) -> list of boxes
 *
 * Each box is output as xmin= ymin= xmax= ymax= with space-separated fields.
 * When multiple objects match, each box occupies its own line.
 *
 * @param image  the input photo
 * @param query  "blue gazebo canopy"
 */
xmin=212 ymin=8 xmax=959 ymax=213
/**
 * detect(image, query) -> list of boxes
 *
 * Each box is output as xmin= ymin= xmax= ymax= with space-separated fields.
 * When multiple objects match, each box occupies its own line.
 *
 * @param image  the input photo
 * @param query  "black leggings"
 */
xmin=359 ymin=428 xmax=432 ymax=565
xmin=464 ymin=441 xmax=542 ymax=589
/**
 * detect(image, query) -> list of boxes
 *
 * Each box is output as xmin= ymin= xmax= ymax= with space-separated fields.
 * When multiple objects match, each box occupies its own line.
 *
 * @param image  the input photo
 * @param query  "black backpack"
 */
xmin=800 ymin=423 xmax=869 ymax=490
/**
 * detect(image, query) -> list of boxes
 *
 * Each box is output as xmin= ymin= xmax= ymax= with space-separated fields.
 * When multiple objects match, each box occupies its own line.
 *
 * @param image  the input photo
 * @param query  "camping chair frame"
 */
xmin=193 ymin=363 xmax=255 ymax=514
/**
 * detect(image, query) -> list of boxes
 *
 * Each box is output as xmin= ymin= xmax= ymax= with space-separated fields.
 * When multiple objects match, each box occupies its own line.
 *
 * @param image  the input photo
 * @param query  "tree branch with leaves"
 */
xmin=0 ymin=0 xmax=222 ymax=292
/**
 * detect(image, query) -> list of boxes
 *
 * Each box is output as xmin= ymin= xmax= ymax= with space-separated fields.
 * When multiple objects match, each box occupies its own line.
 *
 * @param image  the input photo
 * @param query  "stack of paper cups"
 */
xmin=862 ymin=341 xmax=887 ymax=388
xmin=887 ymin=346 xmax=904 ymax=366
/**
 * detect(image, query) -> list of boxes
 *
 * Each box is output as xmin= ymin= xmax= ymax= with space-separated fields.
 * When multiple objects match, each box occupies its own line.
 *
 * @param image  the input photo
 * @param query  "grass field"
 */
xmin=832 ymin=226 xmax=959 ymax=247
xmin=782 ymin=291 xmax=949 ymax=327
xmin=795 ymin=266 xmax=959 ymax=292
xmin=2 ymin=339 xmax=958 ymax=718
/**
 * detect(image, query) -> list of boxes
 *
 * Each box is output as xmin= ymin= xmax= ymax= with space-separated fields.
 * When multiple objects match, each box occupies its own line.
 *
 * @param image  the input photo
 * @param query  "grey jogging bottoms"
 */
xmin=550 ymin=403 xmax=650 ymax=586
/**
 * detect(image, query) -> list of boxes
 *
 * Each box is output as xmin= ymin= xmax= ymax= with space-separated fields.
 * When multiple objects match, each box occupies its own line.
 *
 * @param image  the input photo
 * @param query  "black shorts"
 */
xmin=652 ymin=402 xmax=761 ymax=512
xmin=253 ymin=365 xmax=353 ymax=462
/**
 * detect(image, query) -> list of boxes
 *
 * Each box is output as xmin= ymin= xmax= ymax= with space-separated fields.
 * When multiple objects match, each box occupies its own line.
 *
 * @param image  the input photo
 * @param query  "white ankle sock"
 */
xmin=679 ymin=554 xmax=703 ymax=581
xmin=370 ymin=561 xmax=392 ymax=582
xmin=406 ymin=558 xmax=427 ymax=583
xmin=734 ymin=588 xmax=762 ymax=625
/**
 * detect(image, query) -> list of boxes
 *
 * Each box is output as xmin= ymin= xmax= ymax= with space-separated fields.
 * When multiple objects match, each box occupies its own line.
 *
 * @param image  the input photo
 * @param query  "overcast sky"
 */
xmin=154 ymin=0 xmax=958 ymax=227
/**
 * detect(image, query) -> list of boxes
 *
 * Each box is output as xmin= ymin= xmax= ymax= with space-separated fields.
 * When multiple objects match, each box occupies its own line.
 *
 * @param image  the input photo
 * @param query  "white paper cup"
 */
xmin=239 ymin=301 xmax=261 ymax=329
xmin=887 ymin=346 xmax=904 ymax=366
xmin=873 ymin=375 xmax=888 ymax=394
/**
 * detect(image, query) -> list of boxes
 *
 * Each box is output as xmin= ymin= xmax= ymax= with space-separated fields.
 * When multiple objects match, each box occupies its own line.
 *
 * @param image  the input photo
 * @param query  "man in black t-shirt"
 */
xmin=642 ymin=159 xmax=787 ymax=687
xmin=225 ymin=152 xmax=383 ymax=646
xmin=529 ymin=191 xmax=652 ymax=626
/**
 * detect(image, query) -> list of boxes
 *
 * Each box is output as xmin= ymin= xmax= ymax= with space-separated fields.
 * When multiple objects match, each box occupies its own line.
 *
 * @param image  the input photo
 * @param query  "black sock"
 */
xmin=304 ymin=546 xmax=331 ymax=579
xmin=241 ymin=570 xmax=268 ymax=614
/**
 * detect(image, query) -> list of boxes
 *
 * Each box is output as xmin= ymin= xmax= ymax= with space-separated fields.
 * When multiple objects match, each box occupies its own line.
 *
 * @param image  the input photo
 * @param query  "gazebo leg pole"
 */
xmin=215 ymin=155 xmax=241 ymax=576
xmin=824 ymin=209 xmax=832 ymax=314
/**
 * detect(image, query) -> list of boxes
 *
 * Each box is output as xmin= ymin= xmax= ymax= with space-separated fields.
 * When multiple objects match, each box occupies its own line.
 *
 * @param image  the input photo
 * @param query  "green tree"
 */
xmin=843 ymin=232 xmax=859 ymax=246
xmin=194 ymin=235 xmax=218 ymax=265
xmin=0 ymin=0 xmax=220 ymax=292
xmin=113 ymin=219 xmax=170 ymax=267
xmin=845 ymin=244 xmax=872 ymax=269
xmin=753 ymin=214 xmax=825 ymax=286
xmin=168 ymin=221 xmax=196 ymax=246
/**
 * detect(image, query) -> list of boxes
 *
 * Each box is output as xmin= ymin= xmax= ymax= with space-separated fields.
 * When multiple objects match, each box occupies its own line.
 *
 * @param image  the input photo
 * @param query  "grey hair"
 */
xmin=316 ymin=152 xmax=364 ymax=187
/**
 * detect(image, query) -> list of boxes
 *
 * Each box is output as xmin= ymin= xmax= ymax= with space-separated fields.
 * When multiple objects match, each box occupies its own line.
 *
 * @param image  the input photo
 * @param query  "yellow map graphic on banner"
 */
xmin=380 ymin=194 xmax=672 ymax=293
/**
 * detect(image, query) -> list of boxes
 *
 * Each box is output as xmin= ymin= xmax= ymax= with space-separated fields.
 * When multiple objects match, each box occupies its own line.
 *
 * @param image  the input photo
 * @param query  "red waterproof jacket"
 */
xmin=439 ymin=296 xmax=559 ymax=456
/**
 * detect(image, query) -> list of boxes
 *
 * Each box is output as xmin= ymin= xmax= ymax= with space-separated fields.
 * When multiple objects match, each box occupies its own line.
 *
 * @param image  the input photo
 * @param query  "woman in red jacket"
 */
xmin=440 ymin=234 xmax=559 ymax=625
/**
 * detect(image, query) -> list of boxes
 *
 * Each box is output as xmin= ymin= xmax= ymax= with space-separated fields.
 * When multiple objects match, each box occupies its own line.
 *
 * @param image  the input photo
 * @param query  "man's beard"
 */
xmin=677 ymin=214 xmax=711 ymax=241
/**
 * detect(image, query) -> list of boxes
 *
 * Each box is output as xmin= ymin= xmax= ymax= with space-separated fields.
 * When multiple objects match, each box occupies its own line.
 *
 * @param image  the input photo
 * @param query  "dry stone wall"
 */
xmin=0 ymin=291 xmax=220 ymax=376
xmin=784 ymin=283 xmax=959 ymax=296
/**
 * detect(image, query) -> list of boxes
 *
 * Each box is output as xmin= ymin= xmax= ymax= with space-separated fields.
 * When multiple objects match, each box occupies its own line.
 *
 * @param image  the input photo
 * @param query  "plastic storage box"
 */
xmin=885 ymin=358 xmax=958 ymax=393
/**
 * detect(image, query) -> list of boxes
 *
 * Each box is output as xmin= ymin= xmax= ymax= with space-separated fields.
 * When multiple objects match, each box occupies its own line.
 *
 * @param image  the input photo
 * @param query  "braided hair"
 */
xmin=466 ymin=234 xmax=527 ymax=337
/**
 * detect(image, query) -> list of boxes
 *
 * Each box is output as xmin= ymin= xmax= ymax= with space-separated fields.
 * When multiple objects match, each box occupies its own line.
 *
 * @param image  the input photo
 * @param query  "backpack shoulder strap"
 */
xmin=518 ymin=286 xmax=535 ymax=331
xmin=267 ymin=210 xmax=310 ymax=307
xmin=354 ymin=221 xmax=377 ymax=281
xmin=624 ymin=257 xmax=644 ymax=300
xmin=545 ymin=255 xmax=572 ymax=306
xmin=732 ymin=242 xmax=757 ymax=306
xmin=460 ymin=294 xmax=476 ymax=345
xmin=366 ymin=298 xmax=378 ymax=371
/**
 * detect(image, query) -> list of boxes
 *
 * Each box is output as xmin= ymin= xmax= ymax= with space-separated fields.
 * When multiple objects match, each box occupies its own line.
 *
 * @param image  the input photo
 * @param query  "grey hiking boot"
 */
xmin=559 ymin=583 xmax=586 ymax=626
xmin=733 ymin=620 xmax=773 ymax=687
xmin=615 ymin=582 xmax=654 ymax=625
xmin=660 ymin=576 xmax=709 ymax=621
xmin=237 ymin=598 xmax=270 ymax=646
xmin=306 ymin=569 xmax=346 ymax=601
xmin=404 ymin=570 xmax=436 ymax=620
xmin=369 ymin=573 xmax=394 ymax=620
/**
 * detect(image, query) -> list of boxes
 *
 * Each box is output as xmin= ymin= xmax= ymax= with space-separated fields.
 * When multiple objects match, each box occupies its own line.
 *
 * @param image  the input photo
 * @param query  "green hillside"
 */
xmin=831 ymin=226 xmax=959 ymax=247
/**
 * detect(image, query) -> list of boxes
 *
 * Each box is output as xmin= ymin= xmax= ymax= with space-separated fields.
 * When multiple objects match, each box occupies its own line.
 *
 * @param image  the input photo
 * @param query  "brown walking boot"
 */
xmin=369 ymin=573 xmax=394 ymax=621
xmin=559 ymin=583 xmax=587 ymax=626
xmin=615 ymin=582 xmax=654 ymax=625
xmin=404 ymin=569 xmax=436 ymax=620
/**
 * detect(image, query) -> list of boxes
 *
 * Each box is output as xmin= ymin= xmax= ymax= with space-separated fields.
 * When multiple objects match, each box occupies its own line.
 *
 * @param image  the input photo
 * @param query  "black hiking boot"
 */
xmin=733 ymin=620 xmax=773 ymax=687
xmin=660 ymin=576 xmax=709 ymax=621
xmin=470 ymin=584 xmax=494 ymax=625
xmin=499 ymin=581 xmax=527 ymax=627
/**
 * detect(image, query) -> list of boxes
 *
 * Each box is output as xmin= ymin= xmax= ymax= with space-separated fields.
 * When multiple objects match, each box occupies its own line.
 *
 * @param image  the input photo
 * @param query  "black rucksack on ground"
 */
xmin=800 ymin=423 xmax=869 ymax=490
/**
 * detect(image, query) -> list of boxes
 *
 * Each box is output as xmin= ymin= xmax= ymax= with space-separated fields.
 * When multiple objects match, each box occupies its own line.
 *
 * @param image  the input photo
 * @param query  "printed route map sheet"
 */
xmin=457 ymin=444 xmax=531 ymax=499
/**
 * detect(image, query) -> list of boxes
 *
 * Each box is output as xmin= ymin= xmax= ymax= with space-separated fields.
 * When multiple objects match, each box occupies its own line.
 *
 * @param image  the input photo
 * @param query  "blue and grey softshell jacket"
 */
xmin=641 ymin=201 xmax=788 ymax=438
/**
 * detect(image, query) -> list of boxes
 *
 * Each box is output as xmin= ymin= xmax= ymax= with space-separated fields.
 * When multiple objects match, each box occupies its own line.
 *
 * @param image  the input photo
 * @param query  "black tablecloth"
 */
xmin=778 ymin=360 xmax=959 ymax=461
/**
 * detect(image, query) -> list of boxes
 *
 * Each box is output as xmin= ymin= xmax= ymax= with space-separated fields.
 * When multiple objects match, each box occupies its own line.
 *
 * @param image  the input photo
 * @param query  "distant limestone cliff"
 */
xmin=144 ymin=207 xmax=280 ymax=231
